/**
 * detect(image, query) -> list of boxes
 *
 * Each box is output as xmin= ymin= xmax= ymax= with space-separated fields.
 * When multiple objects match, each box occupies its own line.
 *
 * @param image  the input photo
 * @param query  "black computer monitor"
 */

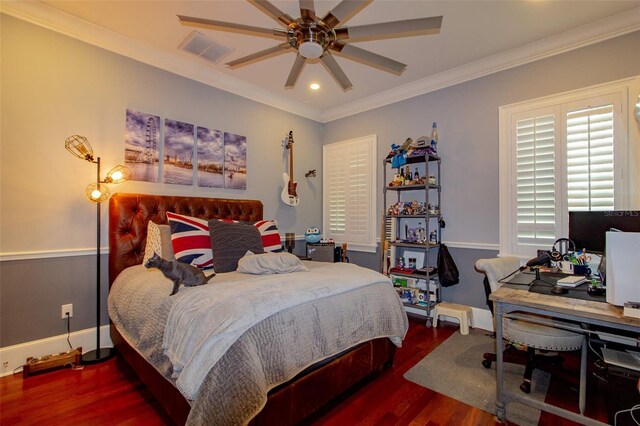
xmin=568 ymin=211 xmax=640 ymax=254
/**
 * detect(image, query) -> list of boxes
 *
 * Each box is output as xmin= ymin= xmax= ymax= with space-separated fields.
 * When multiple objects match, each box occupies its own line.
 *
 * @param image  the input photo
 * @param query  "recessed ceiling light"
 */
xmin=310 ymin=83 xmax=320 ymax=91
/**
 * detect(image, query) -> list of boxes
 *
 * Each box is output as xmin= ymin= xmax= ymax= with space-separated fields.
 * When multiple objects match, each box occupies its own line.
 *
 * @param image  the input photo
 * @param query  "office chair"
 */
xmin=476 ymin=257 xmax=587 ymax=400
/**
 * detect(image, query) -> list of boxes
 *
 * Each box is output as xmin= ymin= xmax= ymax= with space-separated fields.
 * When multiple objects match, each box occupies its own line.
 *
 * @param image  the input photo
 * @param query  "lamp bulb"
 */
xmin=90 ymin=189 xmax=102 ymax=200
xmin=110 ymin=171 xmax=123 ymax=181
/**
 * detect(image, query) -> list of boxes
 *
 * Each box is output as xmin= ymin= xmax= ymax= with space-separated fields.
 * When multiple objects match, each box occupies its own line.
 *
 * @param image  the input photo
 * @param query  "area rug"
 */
xmin=404 ymin=329 xmax=550 ymax=426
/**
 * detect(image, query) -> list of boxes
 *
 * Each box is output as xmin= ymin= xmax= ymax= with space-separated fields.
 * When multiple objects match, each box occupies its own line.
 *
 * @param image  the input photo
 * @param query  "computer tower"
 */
xmin=605 ymin=231 xmax=640 ymax=306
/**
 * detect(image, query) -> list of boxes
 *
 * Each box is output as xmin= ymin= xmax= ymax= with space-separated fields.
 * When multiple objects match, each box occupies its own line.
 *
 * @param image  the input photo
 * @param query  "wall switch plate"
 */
xmin=61 ymin=304 xmax=73 ymax=319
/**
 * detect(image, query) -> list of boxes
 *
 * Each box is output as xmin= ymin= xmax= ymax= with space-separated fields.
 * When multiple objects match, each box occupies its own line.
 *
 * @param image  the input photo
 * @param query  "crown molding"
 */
xmin=0 ymin=1 xmax=324 ymax=122
xmin=322 ymin=7 xmax=640 ymax=123
xmin=2 ymin=2 xmax=638 ymax=124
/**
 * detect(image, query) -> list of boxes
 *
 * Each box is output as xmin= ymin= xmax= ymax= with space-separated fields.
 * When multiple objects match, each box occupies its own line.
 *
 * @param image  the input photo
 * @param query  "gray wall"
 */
xmin=0 ymin=255 xmax=109 ymax=345
xmin=324 ymin=31 xmax=640 ymax=310
xmin=1 ymin=13 xmax=638 ymax=347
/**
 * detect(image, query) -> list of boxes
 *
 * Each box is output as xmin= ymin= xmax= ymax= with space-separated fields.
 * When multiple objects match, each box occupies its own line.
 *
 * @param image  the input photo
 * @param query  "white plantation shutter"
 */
xmin=515 ymin=114 xmax=556 ymax=246
xmin=326 ymin=156 xmax=347 ymax=233
xmin=566 ymin=105 xmax=615 ymax=211
xmin=323 ymin=135 xmax=377 ymax=252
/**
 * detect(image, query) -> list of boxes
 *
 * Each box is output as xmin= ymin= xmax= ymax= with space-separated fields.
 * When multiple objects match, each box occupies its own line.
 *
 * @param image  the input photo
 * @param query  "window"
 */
xmin=499 ymin=76 xmax=639 ymax=259
xmin=323 ymin=135 xmax=377 ymax=253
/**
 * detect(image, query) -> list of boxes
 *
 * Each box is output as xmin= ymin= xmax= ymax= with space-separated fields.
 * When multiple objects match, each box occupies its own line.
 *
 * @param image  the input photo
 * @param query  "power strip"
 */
xmin=23 ymin=347 xmax=82 ymax=378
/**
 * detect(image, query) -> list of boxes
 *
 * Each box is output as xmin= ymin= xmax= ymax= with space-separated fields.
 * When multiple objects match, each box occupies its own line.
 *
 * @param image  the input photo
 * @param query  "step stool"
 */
xmin=432 ymin=302 xmax=473 ymax=335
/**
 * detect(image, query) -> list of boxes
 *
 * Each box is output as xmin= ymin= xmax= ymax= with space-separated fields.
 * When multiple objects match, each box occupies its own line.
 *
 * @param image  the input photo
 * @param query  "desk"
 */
xmin=490 ymin=285 xmax=640 ymax=425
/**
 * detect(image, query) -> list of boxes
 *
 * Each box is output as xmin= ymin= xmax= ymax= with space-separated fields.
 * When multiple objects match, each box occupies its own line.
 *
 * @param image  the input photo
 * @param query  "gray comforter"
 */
xmin=108 ymin=262 xmax=408 ymax=425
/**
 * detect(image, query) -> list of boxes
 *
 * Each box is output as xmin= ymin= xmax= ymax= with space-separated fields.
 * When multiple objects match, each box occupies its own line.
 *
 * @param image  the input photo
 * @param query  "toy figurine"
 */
xmin=304 ymin=227 xmax=322 ymax=243
xmin=406 ymin=228 xmax=417 ymax=243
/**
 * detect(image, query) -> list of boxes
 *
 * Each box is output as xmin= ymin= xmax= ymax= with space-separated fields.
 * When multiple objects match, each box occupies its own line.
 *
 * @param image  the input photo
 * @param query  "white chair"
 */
xmin=475 ymin=257 xmax=587 ymax=413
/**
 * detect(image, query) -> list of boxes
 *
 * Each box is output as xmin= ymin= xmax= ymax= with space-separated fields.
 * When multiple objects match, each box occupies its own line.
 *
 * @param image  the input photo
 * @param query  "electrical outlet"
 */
xmin=61 ymin=303 xmax=73 ymax=319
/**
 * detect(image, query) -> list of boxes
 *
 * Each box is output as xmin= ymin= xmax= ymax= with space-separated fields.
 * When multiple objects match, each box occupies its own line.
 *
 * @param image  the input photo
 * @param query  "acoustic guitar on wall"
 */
xmin=281 ymin=131 xmax=299 ymax=206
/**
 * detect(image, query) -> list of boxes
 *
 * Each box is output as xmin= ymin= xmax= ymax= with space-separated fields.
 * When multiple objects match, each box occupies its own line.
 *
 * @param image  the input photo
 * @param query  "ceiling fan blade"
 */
xmin=177 ymin=15 xmax=287 ymax=39
xmin=334 ymin=16 xmax=443 ymax=42
xmin=248 ymin=0 xmax=295 ymax=28
xmin=226 ymin=43 xmax=293 ymax=69
xmin=299 ymin=0 xmax=316 ymax=23
xmin=320 ymin=54 xmax=353 ymax=91
xmin=321 ymin=0 xmax=372 ymax=29
xmin=330 ymin=42 xmax=406 ymax=75
xmin=285 ymin=55 xmax=306 ymax=89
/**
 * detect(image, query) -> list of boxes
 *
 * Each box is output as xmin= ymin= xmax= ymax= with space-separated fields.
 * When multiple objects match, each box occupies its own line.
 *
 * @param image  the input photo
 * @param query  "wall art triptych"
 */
xmin=124 ymin=109 xmax=247 ymax=190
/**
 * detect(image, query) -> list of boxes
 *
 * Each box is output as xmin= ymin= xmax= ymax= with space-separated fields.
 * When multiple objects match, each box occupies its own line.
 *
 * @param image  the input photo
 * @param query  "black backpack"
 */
xmin=437 ymin=243 xmax=459 ymax=287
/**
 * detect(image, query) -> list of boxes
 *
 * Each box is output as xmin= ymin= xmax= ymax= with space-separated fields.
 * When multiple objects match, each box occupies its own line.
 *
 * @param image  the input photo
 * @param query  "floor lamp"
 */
xmin=64 ymin=135 xmax=131 ymax=364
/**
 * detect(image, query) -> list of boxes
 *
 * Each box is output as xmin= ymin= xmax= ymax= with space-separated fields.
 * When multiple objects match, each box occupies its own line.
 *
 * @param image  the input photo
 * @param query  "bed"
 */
xmin=107 ymin=193 xmax=408 ymax=425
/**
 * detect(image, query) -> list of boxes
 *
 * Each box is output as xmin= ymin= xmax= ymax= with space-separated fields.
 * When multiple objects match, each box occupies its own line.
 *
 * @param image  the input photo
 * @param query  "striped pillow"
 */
xmin=166 ymin=212 xmax=213 ymax=269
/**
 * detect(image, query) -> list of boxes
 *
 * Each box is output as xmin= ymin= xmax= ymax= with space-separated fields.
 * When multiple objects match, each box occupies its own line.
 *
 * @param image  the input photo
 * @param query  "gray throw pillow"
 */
xmin=208 ymin=219 xmax=264 ymax=273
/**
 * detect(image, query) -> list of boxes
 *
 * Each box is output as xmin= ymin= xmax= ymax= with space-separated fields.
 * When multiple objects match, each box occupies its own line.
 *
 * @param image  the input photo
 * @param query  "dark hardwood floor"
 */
xmin=0 ymin=317 xmax=610 ymax=425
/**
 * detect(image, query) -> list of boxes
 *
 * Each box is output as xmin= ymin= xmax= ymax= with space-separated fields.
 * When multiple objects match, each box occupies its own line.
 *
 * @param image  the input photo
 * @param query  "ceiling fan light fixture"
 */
xmin=299 ymin=41 xmax=323 ymax=59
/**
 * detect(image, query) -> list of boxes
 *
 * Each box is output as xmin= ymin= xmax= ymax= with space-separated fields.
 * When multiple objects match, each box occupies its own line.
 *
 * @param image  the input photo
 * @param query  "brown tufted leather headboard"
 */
xmin=108 ymin=193 xmax=263 ymax=286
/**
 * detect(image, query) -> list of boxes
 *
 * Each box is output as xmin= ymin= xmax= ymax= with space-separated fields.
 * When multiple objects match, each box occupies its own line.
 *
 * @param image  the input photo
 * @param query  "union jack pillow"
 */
xmin=167 ymin=213 xmax=283 ymax=269
xmin=166 ymin=212 xmax=213 ymax=269
xmin=252 ymin=220 xmax=282 ymax=252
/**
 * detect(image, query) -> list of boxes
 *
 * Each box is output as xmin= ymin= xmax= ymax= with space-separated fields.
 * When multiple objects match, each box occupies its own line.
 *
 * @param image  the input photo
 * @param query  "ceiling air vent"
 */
xmin=178 ymin=31 xmax=234 ymax=64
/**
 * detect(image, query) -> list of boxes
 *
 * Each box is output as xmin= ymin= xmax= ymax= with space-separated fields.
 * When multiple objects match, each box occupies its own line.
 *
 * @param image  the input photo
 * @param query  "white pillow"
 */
xmin=143 ymin=221 xmax=175 ymax=263
xmin=237 ymin=251 xmax=309 ymax=275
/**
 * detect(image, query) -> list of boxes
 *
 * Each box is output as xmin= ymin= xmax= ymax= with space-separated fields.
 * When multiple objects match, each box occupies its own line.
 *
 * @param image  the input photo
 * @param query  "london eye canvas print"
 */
xmin=124 ymin=109 xmax=160 ymax=182
xmin=197 ymin=127 xmax=224 ymax=188
xmin=224 ymin=132 xmax=247 ymax=190
xmin=163 ymin=119 xmax=195 ymax=186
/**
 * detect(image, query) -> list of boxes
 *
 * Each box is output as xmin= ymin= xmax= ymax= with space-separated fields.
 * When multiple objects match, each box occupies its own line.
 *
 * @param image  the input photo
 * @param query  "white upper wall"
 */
xmin=323 ymin=30 xmax=640 ymax=249
xmin=0 ymin=15 xmax=323 ymax=256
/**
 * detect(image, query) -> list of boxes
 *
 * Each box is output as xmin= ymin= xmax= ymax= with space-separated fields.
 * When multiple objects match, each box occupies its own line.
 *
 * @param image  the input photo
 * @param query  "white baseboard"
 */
xmin=0 ymin=325 xmax=113 ymax=377
xmin=406 ymin=305 xmax=494 ymax=333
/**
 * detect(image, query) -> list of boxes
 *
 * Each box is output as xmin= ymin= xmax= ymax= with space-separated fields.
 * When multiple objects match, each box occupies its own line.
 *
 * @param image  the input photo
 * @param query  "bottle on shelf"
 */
xmin=399 ymin=167 xmax=405 ymax=182
xmin=404 ymin=166 xmax=411 ymax=185
xmin=430 ymin=231 xmax=437 ymax=244
xmin=414 ymin=167 xmax=420 ymax=180
xmin=430 ymin=122 xmax=438 ymax=154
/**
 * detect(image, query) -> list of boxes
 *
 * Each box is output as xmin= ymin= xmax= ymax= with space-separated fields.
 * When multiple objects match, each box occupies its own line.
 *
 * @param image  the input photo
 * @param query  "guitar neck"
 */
xmin=289 ymin=142 xmax=294 ymax=182
xmin=288 ymin=131 xmax=294 ymax=183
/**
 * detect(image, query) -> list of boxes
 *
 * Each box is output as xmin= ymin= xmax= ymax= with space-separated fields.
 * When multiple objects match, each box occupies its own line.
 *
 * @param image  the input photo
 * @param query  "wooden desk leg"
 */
xmin=495 ymin=303 xmax=506 ymax=421
xmin=579 ymin=335 xmax=587 ymax=415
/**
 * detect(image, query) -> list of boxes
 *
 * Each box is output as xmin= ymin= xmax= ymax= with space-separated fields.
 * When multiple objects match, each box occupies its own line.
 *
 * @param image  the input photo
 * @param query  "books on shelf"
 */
xmin=389 ymin=266 xmax=435 ymax=275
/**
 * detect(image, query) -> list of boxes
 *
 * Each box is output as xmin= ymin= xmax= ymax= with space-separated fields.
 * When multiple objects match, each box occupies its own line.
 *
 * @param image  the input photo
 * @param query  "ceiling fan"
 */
xmin=177 ymin=0 xmax=442 ymax=91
